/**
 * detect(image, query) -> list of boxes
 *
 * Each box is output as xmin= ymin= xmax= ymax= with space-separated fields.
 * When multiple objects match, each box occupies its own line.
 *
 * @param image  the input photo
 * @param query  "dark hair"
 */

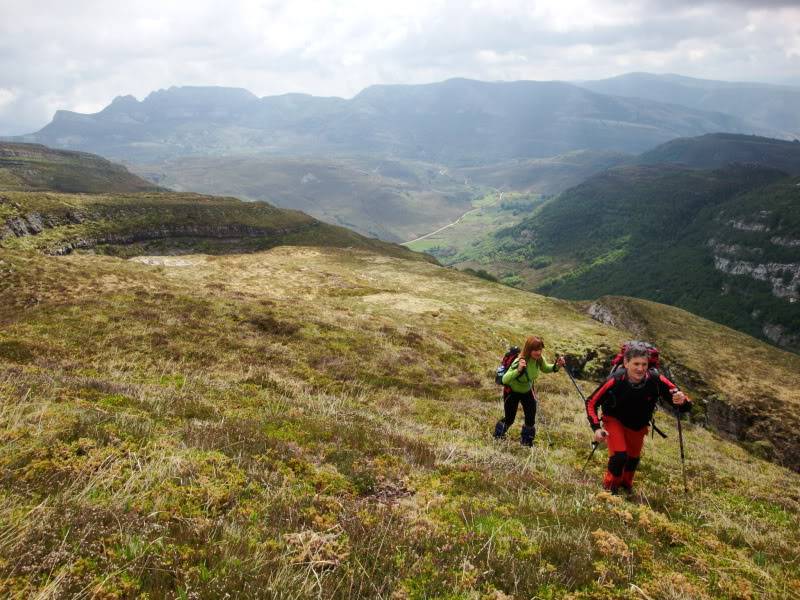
xmin=623 ymin=342 xmax=650 ymax=361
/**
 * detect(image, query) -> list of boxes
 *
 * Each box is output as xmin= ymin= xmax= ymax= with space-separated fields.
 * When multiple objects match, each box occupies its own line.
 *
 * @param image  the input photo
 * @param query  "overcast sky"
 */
xmin=1 ymin=0 xmax=798 ymax=135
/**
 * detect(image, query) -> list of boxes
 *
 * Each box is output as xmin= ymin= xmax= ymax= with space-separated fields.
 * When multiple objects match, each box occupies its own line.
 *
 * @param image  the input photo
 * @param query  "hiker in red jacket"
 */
xmin=585 ymin=342 xmax=690 ymax=493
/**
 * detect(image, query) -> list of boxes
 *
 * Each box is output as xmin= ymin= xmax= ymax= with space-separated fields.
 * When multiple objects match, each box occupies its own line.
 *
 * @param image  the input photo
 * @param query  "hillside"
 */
xmin=0 ymin=144 xmax=431 ymax=262
xmin=526 ymin=167 xmax=800 ymax=350
xmin=2 ymin=242 xmax=800 ymax=598
xmin=442 ymin=158 xmax=800 ymax=352
xmin=15 ymin=79 xmax=757 ymax=164
xmin=133 ymin=155 xmax=476 ymax=243
xmin=452 ymin=150 xmax=630 ymax=194
xmin=0 ymin=142 xmax=160 ymax=193
xmin=637 ymin=133 xmax=800 ymax=174
xmin=577 ymin=73 xmax=800 ymax=140
xmin=0 ymin=190 xmax=433 ymax=262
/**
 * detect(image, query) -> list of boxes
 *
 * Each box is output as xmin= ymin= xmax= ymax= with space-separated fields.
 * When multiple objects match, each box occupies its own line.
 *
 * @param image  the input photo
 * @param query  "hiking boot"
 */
xmin=493 ymin=420 xmax=508 ymax=439
xmin=520 ymin=425 xmax=535 ymax=447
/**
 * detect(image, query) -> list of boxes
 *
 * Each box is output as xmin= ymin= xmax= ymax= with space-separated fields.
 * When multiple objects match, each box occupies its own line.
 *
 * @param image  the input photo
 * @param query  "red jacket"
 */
xmin=586 ymin=369 xmax=690 ymax=431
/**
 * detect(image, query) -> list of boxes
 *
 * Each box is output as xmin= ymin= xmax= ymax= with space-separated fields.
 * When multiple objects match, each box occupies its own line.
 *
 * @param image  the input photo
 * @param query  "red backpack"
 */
xmin=495 ymin=345 xmax=521 ymax=385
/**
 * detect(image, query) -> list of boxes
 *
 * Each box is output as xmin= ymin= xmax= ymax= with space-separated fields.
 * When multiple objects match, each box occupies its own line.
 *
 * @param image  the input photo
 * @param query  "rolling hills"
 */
xmin=637 ymin=133 xmax=800 ymax=174
xmin=3 ymin=126 xmax=800 ymax=598
xmin=0 ymin=142 xmax=161 ymax=194
xmin=433 ymin=135 xmax=800 ymax=352
xmin=133 ymin=155 xmax=476 ymax=243
xmin=0 ymin=144 xmax=429 ymax=262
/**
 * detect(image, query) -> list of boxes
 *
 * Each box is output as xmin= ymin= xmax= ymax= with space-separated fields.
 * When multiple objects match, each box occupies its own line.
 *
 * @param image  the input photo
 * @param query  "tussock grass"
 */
xmin=1 ymin=246 xmax=799 ymax=598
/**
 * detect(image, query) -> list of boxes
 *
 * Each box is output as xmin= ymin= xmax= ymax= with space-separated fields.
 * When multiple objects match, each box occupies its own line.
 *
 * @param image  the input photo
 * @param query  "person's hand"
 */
xmin=671 ymin=390 xmax=688 ymax=405
xmin=556 ymin=355 xmax=566 ymax=368
xmin=594 ymin=429 xmax=608 ymax=444
xmin=517 ymin=358 xmax=527 ymax=371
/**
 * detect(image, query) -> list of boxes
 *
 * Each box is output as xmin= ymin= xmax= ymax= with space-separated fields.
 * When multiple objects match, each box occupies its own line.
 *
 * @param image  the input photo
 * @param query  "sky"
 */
xmin=1 ymin=0 xmax=798 ymax=135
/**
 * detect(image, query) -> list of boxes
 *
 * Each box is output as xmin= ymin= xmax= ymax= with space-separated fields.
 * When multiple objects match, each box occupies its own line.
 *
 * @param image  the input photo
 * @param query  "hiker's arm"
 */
xmin=541 ymin=354 xmax=566 ymax=373
xmin=586 ymin=378 xmax=614 ymax=431
xmin=501 ymin=358 xmax=522 ymax=385
xmin=658 ymin=374 xmax=691 ymax=411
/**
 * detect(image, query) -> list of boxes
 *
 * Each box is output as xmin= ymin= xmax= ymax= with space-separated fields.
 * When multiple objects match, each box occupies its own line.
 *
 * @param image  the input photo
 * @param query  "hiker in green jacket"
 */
xmin=494 ymin=335 xmax=565 ymax=446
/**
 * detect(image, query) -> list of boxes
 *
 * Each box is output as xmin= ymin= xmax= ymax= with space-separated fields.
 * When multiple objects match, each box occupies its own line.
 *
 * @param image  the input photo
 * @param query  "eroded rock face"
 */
xmin=771 ymin=236 xmax=800 ymax=248
xmin=762 ymin=322 xmax=800 ymax=347
xmin=1 ymin=206 xmax=313 ymax=254
xmin=712 ymin=256 xmax=800 ymax=300
xmin=1 ymin=210 xmax=86 ymax=240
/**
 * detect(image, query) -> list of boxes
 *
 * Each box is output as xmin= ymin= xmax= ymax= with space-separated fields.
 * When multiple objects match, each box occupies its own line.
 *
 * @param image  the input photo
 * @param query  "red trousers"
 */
xmin=602 ymin=416 xmax=647 ymax=490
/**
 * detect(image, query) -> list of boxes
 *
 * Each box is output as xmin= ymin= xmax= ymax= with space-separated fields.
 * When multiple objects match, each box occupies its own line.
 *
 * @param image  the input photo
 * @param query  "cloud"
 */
xmin=0 ymin=0 xmax=798 ymax=135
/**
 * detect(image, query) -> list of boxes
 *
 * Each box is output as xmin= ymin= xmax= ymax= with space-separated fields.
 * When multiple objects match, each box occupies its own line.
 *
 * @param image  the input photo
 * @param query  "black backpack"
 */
xmin=495 ymin=346 xmax=521 ymax=384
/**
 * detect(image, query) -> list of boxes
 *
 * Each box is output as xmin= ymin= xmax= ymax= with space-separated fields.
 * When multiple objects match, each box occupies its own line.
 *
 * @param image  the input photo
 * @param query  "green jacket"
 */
xmin=501 ymin=355 xmax=558 ymax=393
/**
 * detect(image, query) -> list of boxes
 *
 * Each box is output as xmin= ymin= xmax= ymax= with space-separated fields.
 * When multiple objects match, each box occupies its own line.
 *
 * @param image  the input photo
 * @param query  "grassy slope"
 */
xmin=1 ymin=246 xmax=799 ymax=598
xmin=0 ymin=190 xmax=433 ymax=263
xmin=132 ymin=155 xmax=476 ymax=243
xmin=0 ymin=143 xmax=161 ymax=194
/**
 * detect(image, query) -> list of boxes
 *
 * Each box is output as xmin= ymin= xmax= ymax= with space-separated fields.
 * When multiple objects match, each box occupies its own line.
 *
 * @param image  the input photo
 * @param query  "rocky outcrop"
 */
xmin=762 ymin=322 xmax=800 ymax=347
xmin=706 ymin=394 xmax=800 ymax=470
xmin=771 ymin=236 xmax=800 ymax=248
xmin=586 ymin=297 xmax=649 ymax=338
xmin=1 ymin=210 xmax=85 ymax=241
xmin=46 ymin=222 xmax=313 ymax=255
xmin=712 ymin=256 xmax=800 ymax=300
xmin=1 ymin=207 xmax=315 ymax=254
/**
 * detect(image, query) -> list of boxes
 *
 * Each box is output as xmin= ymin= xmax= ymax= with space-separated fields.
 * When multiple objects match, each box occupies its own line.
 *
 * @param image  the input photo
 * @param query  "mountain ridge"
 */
xmin=14 ymin=77 xmax=767 ymax=165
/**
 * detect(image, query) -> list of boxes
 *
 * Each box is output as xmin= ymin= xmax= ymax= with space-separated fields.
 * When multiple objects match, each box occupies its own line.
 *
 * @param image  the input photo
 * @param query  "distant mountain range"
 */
xmin=576 ymin=72 xmax=800 ymax=141
xmin=13 ymin=75 xmax=794 ymax=165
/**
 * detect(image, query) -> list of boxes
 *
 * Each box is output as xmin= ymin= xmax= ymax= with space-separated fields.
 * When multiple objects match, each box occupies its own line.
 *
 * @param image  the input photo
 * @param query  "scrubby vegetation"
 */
xmin=1 ymin=245 xmax=799 ymax=598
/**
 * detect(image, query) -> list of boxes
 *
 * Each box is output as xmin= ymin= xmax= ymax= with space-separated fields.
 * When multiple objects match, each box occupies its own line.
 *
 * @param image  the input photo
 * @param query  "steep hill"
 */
xmin=638 ymin=133 xmax=800 ymax=174
xmin=133 ymin=155 xmax=476 ymax=243
xmin=16 ymin=79 xmax=756 ymax=164
xmin=452 ymin=163 xmax=800 ymax=350
xmin=0 ymin=142 xmax=160 ymax=193
xmin=578 ymin=72 xmax=800 ymax=139
xmin=1 ymin=242 xmax=800 ymax=598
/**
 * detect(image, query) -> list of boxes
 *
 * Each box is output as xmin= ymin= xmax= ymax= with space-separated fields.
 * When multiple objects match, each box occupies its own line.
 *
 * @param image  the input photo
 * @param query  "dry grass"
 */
xmin=1 ymin=245 xmax=799 ymax=598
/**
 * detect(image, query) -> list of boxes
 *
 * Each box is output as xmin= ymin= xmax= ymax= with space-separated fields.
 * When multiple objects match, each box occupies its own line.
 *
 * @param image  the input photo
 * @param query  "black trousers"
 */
xmin=502 ymin=389 xmax=537 ymax=427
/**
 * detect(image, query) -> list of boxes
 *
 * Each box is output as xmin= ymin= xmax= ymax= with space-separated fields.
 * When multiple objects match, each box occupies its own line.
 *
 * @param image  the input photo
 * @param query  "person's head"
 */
xmin=522 ymin=336 xmax=545 ymax=362
xmin=623 ymin=342 xmax=650 ymax=383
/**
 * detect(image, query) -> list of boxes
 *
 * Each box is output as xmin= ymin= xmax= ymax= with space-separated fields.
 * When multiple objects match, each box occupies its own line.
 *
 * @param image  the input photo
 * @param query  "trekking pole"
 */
xmin=561 ymin=358 xmax=587 ymax=405
xmin=559 ymin=356 xmax=601 ymax=471
xmin=581 ymin=441 xmax=599 ymax=473
xmin=676 ymin=409 xmax=688 ymax=495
